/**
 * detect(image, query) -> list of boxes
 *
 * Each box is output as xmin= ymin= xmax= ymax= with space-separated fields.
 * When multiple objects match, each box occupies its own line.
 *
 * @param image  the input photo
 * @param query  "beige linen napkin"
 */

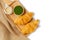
xmin=0 ymin=3 xmax=29 ymax=40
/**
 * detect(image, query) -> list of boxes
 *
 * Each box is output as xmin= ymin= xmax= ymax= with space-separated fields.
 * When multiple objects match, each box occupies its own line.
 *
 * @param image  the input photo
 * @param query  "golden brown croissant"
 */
xmin=20 ymin=20 xmax=39 ymax=35
xmin=14 ymin=12 xmax=34 ymax=25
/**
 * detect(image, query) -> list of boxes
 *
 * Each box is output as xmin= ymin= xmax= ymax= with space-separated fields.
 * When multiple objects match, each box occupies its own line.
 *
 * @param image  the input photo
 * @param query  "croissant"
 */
xmin=14 ymin=12 xmax=34 ymax=25
xmin=20 ymin=20 xmax=39 ymax=35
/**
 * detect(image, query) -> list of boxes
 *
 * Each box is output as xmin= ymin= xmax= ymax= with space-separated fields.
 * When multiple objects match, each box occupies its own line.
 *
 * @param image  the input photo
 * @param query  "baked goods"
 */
xmin=20 ymin=20 xmax=39 ymax=35
xmin=14 ymin=12 xmax=34 ymax=25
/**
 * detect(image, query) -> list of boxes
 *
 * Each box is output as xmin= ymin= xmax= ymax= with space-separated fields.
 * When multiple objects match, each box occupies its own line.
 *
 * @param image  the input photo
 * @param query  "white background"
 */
xmin=19 ymin=0 xmax=60 ymax=40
